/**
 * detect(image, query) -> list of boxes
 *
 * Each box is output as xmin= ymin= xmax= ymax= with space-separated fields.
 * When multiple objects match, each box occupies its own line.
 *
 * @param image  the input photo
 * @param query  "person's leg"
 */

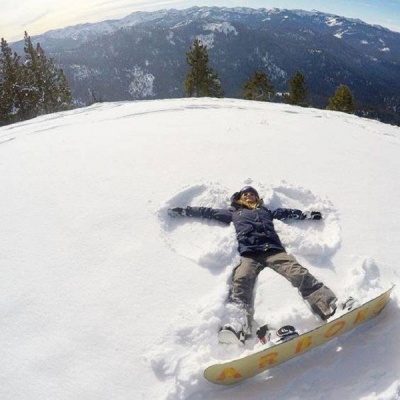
xmin=266 ymin=250 xmax=337 ymax=320
xmin=223 ymin=255 xmax=264 ymax=335
xmin=229 ymin=256 xmax=262 ymax=306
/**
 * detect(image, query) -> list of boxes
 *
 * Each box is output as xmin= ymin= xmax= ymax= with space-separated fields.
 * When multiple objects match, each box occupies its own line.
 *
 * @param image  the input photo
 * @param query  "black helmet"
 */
xmin=239 ymin=186 xmax=259 ymax=198
xmin=230 ymin=185 xmax=260 ymax=204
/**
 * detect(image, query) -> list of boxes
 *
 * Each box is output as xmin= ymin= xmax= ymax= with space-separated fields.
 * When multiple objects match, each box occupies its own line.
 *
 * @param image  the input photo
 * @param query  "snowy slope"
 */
xmin=0 ymin=98 xmax=399 ymax=400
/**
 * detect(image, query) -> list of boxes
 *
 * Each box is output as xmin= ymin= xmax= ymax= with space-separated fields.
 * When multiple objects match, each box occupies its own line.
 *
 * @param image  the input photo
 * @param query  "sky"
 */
xmin=1 ymin=0 xmax=400 ymax=42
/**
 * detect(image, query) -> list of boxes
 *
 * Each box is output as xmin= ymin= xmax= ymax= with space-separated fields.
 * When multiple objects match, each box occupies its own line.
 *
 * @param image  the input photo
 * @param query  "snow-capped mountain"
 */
xmin=32 ymin=9 xmax=176 ymax=43
xmin=10 ymin=7 xmax=400 ymax=124
xmin=28 ymin=7 xmax=396 ymax=46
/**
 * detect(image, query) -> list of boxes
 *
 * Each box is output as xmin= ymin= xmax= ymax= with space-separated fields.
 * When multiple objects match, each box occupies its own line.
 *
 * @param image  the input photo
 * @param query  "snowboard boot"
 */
xmin=218 ymin=324 xmax=245 ymax=345
xmin=219 ymin=302 xmax=252 ymax=345
xmin=320 ymin=296 xmax=357 ymax=321
xmin=310 ymin=299 xmax=337 ymax=321
xmin=323 ymin=299 xmax=338 ymax=320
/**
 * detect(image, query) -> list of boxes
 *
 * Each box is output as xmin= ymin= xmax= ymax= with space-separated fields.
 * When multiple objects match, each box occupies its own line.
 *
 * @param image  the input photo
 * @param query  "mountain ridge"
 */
xmin=22 ymin=7 xmax=396 ymax=45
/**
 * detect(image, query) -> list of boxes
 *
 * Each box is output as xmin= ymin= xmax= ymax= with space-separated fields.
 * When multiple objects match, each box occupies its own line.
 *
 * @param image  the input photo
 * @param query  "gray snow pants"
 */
xmin=228 ymin=250 xmax=337 ymax=322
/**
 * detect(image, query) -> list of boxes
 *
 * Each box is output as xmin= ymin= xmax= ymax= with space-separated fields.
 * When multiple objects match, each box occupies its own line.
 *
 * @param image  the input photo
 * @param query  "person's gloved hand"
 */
xmin=301 ymin=211 xmax=322 ymax=220
xmin=168 ymin=207 xmax=187 ymax=217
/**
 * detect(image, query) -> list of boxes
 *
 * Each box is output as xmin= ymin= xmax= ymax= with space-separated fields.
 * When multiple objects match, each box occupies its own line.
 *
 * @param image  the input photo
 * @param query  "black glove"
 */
xmin=168 ymin=207 xmax=187 ymax=217
xmin=301 ymin=211 xmax=322 ymax=220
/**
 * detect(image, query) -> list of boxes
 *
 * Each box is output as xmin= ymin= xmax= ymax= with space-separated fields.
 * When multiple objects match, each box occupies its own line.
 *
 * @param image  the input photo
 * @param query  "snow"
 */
xmin=334 ymin=31 xmax=345 ymax=39
xmin=0 ymin=97 xmax=399 ymax=399
xmin=204 ymin=22 xmax=238 ymax=36
xmin=379 ymin=39 xmax=390 ymax=52
xmin=70 ymin=64 xmax=101 ymax=81
xmin=196 ymin=33 xmax=215 ymax=49
xmin=125 ymin=66 xmax=155 ymax=99
xmin=326 ymin=17 xmax=344 ymax=28
xmin=43 ymin=10 xmax=173 ymax=41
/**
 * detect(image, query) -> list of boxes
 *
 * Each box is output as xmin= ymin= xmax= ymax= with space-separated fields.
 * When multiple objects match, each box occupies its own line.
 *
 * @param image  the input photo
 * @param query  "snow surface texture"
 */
xmin=0 ymin=98 xmax=399 ymax=400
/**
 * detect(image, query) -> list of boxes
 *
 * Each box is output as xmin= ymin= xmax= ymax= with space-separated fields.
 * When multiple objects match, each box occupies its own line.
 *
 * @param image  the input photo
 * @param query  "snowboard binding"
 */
xmin=256 ymin=324 xmax=271 ymax=344
xmin=275 ymin=325 xmax=299 ymax=343
xmin=256 ymin=324 xmax=299 ymax=345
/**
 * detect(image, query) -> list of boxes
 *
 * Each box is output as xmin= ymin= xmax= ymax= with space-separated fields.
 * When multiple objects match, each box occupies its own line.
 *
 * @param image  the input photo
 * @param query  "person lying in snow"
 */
xmin=168 ymin=185 xmax=337 ymax=345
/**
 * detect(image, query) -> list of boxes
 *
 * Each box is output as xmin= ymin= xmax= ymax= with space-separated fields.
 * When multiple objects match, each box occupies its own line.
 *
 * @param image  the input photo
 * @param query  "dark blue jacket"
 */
xmin=185 ymin=204 xmax=304 ymax=255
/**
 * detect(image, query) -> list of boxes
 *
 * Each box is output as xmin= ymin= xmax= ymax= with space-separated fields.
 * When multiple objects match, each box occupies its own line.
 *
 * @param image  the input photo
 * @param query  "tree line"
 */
xmin=184 ymin=39 xmax=355 ymax=114
xmin=1 ymin=34 xmax=356 ymax=127
xmin=0 ymin=33 xmax=73 ymax=127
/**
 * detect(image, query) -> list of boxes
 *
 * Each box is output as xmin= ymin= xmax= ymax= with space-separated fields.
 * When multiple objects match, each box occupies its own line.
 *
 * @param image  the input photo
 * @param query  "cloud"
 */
xmin=1 ymin=0 xmax=191 ymax=41
xmin=19 ymin=10 xmax=51 ymax=28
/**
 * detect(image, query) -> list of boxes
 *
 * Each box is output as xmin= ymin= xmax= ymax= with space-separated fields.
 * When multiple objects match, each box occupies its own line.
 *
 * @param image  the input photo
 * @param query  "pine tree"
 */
xmin=0 ymin=38 xmax=31 ymax=124
xmin=23 ymin=32 xmax=73 ymax=116
xmin=1 ymin=33 xmax=73 ymax=126
xmin=284 ymin=71 xmax=308 ymax=106
xmin=22 ymin=32 xmax=42 ymax=117
xmin=327 ymin=85 xmax=355 ymax=114
xmin=243 ymin=71 xmax=275 ymax=101
xmin=57 ymin=70 xmax=73 ymax=110
xmin=184 ymin=39 xmax=223 ymax=98
xmin=0 ymin=38 xmax=17 ymax=125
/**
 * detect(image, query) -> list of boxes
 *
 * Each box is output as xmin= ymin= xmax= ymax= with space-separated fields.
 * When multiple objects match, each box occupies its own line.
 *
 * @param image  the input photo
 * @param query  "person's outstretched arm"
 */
xmin=271 ymin=208 xmax=322 ymax=221
xmin=168 ymin=206 xmax=233 ymax=224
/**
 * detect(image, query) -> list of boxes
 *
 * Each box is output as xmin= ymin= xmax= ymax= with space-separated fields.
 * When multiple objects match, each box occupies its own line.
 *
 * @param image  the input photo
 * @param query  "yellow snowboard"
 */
xmin=204 ymin=286 xmax=394 ymax=385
